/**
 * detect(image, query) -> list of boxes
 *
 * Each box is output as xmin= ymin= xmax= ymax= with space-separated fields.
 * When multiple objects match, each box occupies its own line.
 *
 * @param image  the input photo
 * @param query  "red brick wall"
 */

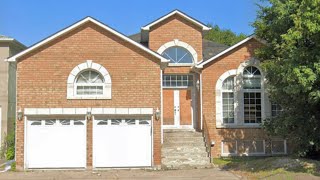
xmin=201 ymin=39 xmax=267 ymax=157
xmin=148 ymin=14 xmax=203 ymax=62
xmin=15 ymin=22 xmax=162 ymax=169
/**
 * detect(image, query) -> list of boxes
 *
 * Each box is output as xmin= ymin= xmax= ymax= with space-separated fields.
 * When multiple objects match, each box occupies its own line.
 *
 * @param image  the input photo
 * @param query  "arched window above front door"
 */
xmin=157 ymin=39 xmax=198 ymax=66
xmin=162 ymin=46 xmax=194 ymax=64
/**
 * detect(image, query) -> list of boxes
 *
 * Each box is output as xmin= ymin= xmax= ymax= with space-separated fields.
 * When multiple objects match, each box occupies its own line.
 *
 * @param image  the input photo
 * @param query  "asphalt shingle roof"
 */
xmin=128 ymin=33 xmax=229 ymax=61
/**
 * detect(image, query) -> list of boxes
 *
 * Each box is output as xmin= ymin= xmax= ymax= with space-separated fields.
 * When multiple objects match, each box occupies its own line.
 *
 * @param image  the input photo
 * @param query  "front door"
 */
xmin=163 ymin=89 xmax=193 ymax=128
xmin=173 ymin=90 xmax=180 ymax=126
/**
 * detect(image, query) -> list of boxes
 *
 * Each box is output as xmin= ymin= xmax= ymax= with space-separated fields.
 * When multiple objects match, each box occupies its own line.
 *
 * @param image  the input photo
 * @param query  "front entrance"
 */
xmin=163 ymin=89 xmax=193 ymax=128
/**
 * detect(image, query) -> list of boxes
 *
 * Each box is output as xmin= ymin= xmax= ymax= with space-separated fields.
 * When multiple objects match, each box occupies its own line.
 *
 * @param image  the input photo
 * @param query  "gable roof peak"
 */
xmin=141 ymin=9 xmax=211 ymax=31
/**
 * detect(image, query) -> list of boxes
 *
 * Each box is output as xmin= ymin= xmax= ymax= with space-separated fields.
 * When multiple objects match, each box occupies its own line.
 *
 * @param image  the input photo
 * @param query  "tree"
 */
xmin=253 ymin=0 xmax=320 ymax=157
xmin=204 ymin=24 xmax=247 ymax=46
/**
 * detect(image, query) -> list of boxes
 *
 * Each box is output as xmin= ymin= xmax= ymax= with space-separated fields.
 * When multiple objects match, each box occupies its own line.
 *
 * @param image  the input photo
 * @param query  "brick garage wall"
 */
xmin=15 ymin=22 xmax=162 ymax=169
xmin=148 ymin=14 xmax=203 ymax=62
xmin=201 ymin=39 xmax=269 ymax=157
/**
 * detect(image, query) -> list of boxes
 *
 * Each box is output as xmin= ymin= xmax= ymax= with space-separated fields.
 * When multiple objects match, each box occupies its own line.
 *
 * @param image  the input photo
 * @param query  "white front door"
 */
xmin=26 ymin=119 xmax=86 ymax=169
xmin=174 ymin=90 xmax=180 ymax=126
xmin=93 ymin=118 xmax=152 ymax=168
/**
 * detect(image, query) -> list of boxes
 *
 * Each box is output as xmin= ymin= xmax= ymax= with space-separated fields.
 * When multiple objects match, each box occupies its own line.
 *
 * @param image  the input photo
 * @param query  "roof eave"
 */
xmin=197 ymin=35 xmax=265 ymax=68
xmin=6 ymin=17 xmax=165 ymax=63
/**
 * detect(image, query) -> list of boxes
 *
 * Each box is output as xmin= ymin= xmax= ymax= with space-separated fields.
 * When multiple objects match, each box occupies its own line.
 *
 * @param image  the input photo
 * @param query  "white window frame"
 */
xmin=221 ymin=140 xmax=238 ymax=156
xmin=216 ymin=58 xmax=267 ymax=128
xmin=221 ymin=76 xmax=236 ymax=124
xmin=67 ymin=60 xmax=112 ymax=99
xmin=162 ymin=74 xmax=194 ymax=88
xmin=241 ymin=140 xmax=266 ymax=156
xmin=271 ymin=139 xmax=287 ymax=155
xmin=242 ymin=67 xmax=263 ymax=125
xmin=216 ymin=70 xmax=237 ymax=127
xmin=157 ymin=39 xmax=197 ymax=66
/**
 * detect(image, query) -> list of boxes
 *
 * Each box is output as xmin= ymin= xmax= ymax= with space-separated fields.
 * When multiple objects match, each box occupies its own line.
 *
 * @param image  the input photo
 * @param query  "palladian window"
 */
xmin=162 ymin=46 xmax=194 ymax=64
xmin=216 ymin=62 xmax=265 ymax=127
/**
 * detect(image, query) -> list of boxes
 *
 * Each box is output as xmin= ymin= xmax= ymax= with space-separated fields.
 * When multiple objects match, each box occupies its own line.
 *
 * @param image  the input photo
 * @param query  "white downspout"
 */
xmin=200 ymin=73 xmax=203 ymax=130
xmin=160 ymin=69 xmax=163 ymax=144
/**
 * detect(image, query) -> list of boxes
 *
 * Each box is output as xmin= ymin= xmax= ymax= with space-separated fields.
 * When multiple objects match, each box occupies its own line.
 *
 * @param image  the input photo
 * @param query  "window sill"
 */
xmin=216 ymin=124 xmax=262 ymax=129
xmin=167 ymin=63 xmax=195 ymax=67
xmin=67 ymin=96 xmax=111 ymax=100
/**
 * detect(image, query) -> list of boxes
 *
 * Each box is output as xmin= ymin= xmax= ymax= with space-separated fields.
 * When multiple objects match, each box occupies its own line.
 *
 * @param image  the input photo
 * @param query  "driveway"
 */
xmin=0 ymin=168 xmax=240 ymax=180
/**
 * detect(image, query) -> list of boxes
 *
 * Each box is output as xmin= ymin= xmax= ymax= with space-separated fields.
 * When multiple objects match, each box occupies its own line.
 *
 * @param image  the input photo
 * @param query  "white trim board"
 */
xmin=196 ymin=35 xmax=266 ymax=68
xmin=5 ymin=17 xmax=169 ymax=63
xmin=24 ymin=108 xmax=154 ymax=115
xmin=141 ymin=10 xmax=211 ymax=31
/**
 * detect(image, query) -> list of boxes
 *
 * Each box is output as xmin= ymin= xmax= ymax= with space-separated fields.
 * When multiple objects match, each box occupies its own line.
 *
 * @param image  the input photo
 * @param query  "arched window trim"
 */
xmin=216 ymin=58 xmax=268 ymax=128
xmin=67 ymin=60 xmax=112 ymax=99
xmin=216 ymin=69 xmax=237 ymax=127
xmin=157 ymin=39 xmax=197 ymax=66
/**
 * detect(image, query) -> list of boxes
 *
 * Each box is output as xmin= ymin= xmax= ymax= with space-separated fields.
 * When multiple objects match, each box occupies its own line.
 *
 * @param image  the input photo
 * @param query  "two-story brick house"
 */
xmin=6 ymin=10 xmax=287 ymax=170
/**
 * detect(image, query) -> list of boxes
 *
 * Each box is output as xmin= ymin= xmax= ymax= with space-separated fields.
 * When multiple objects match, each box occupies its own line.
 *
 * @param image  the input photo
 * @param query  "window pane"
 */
xmin=222 ymin=76 xmax=234 ymax=90
xmin=162 ymin=46 xmax=193 ymax=64
xmin=244 ymin=92 xmax=262 ymax=123
xmin=162 ymin=75 xmax=193 ymax=87
xmin=243 ymin=66 xmax=261 ymax=89
xmin=222 ymin=92 xmax=234 ymax=124
xmin=45 ymin=119 xmax=56 ymax=125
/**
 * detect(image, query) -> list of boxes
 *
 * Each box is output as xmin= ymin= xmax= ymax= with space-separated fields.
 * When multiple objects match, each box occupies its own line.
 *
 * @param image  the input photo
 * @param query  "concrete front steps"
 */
xmin=162 ymin=129 xmax=212 ymax=169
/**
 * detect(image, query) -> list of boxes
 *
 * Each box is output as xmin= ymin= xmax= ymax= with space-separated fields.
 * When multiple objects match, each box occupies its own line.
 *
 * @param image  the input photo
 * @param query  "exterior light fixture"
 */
xmin=196 ymin=80 xmax=200 ymax=91
xmin=211 ymin=140 xmax=215 ymax=147
xmin=17 ymin=109 xmax=23 ymax=121
xmin=86 ymin=109 xmax=92 ymax=120
xmin=155 ymin=108 xmax=161 ymax=121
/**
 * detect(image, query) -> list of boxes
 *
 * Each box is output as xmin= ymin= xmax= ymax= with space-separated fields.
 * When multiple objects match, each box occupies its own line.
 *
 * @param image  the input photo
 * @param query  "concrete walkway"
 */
xmin=0 ymin=168 xmax=240 ymax=180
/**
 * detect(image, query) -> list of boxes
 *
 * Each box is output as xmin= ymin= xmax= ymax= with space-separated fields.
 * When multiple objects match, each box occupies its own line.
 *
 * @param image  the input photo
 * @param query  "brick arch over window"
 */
xmin=67 ymin=60 xmax=112 ymax=99
xmin=157 ymin=39 xmax=198 ymax=63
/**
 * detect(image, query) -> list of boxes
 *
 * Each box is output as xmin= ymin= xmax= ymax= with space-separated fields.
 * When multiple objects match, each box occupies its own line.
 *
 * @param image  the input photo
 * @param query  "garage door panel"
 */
xmin=93 ymin=119 xmax=152 ymax=168
xmin=26 ymin=119 xmax=86 ymax=168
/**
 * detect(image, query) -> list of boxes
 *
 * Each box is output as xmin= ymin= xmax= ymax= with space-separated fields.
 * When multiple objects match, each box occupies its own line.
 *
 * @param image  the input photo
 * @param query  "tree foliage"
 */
xmin=253 ymin=0 xmax=320 ymax=157
xmin=204 ymin=24 xmax=247 ymax=46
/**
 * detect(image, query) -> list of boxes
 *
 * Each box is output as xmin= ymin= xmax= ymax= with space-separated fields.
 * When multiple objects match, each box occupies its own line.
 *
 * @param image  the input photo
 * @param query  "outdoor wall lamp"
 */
xmin=86 ymin=109 xmax=92 ymax=120
xmin=155 ymin=108 xmax=161 ymax=121
xmin=196 ymin=80 xmax=200 ymax=91
xmin=211 ymin=140 xmax=215 ymax=147
xmin=17 ymin=109 xmax=23 ymax=121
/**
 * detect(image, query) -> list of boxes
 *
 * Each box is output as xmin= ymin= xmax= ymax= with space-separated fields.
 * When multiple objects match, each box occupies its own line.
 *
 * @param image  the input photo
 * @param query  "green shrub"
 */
xmin=0 ymin=132 xmax=15 ymax=160
xmin=10 ymin=161 xmax=16 ymax=171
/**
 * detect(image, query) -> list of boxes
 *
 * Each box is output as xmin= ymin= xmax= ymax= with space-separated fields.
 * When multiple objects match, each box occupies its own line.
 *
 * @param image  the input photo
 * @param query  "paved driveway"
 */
xmin=0 ymin=168 xmax=240 ymax=180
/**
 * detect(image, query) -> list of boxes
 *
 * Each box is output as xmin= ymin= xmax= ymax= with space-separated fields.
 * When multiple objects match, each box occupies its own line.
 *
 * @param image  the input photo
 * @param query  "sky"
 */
xmin=1 ymin=0 xmax=262 ymax=46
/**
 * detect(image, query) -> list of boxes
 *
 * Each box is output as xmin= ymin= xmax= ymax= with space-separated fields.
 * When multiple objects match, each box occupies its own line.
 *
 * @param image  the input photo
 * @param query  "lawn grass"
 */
xmin=213 ymin=156 xmax=320 ymax=179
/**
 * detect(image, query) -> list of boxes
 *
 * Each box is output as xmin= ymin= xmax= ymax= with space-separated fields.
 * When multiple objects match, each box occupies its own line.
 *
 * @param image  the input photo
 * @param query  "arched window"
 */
xmin=243 ymin=66 xmax=262 ymax=123
xmin=75 ymin=70 xmax=104 ymax=95
xmin=222 ymin=76 xmax=235 ymax=123
xmin=67 ymin=60 xmax=112 ymax=99
xmin=162 ymin=46 xmax=194 ymax=64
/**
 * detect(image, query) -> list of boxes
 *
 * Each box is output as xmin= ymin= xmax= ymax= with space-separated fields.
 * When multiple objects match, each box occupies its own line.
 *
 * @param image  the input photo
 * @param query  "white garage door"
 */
xmin=93 ymin=118 xmax=152 ymax=168
xmin=26 ymin=119 xmax=86 ymax=168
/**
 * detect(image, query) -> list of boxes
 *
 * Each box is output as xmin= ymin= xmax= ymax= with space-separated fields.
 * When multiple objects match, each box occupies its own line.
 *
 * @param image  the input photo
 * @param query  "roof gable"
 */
xmin=196 ymin=35 xmax=266 ymax=68
xmin=6 ymin=17 xmax=169 ymax=63
xmin=141 ymin=10 xmax=211 ymax=31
